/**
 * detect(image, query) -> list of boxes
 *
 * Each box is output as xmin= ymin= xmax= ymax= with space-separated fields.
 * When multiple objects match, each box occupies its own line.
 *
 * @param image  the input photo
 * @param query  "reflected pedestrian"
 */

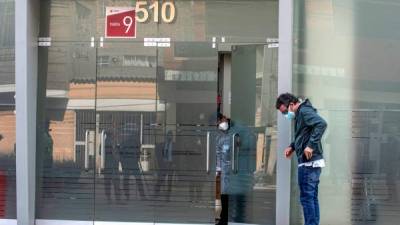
xmin=154 ymin=130 xmax=175 ymax=201
xmin=104 ymin=119 xmax=121 ymax=203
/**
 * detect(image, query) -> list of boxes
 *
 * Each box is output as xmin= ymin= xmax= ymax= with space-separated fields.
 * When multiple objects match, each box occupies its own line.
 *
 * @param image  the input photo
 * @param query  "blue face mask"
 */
xmin=285 ymin=111 xmax=295 ymax=120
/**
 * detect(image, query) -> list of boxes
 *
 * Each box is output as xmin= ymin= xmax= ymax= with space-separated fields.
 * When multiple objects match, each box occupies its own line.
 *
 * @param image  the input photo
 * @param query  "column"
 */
xmin=15 ymin=0 xmax=39 ymax=224
xmin=276 ymin=0 xmax=293 ymax=225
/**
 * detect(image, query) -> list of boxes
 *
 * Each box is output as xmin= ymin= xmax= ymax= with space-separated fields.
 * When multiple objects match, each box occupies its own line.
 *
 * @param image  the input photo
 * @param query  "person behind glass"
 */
xmin=43 ymin=120 xmax=53 ymax=170
xmin=104 ymin=118 xmax=122 ymax=203
xmin=215 ymin=114 xmax=240 ymax=225
xmin=119 ymin=123 xmax=145 ymax=201
xmin=276 ymin=93 xmax=327 ymax=225
xmin=154 ymin=130 xmax=175 ymax=201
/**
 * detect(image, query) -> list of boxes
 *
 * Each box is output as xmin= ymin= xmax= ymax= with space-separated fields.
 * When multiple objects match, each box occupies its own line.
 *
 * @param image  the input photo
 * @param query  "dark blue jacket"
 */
xmin=290 ymin=99 xmax=327 ymax=164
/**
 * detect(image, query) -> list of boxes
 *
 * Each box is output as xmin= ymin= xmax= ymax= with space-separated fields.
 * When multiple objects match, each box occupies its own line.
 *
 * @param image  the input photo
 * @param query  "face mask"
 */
xmin=284 ymin=105 xmax=295 ymax=120
xmin=218 ymin=122 xmax=229 ymax=131
xmin=285 ymin=111 xmax=295 ymax=120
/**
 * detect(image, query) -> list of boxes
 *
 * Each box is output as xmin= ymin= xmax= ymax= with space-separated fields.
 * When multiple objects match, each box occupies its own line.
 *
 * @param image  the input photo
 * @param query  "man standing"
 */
xmin=276 ymin=93 xmax=327 ymax=225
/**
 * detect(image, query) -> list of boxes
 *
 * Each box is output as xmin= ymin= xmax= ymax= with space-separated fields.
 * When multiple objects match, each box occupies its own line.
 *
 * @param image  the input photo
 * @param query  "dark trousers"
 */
xmin=298 ymin=166 xmax=321 ymax=225
xmin=104 ymin=170 xmax=121 ymax=201
xmin=229 ymin=194 xmax=247 ymax=222
xmin=218 ymin=194 xmax=229 ymax=225
xmin=218 ymin=194 xmax=247 ymax=225
xmin=154 ymin=172 xmax=173 ymax=201
xmin=122 ymin=172 xmax=146 ymax=200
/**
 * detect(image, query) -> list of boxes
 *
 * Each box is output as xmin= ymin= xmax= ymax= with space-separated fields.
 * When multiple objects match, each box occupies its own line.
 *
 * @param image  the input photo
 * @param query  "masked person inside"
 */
xmin=276 ymin=93 xmax=327 ymax=225
xmin=215 ymin=114 xmax=255 ymax=225
xmin=216 ymin=115 xmax=232 ymax=225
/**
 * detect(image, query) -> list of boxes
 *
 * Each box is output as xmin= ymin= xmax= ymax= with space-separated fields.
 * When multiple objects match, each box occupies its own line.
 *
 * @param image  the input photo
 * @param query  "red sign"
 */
xmin=105 ymin=7 xmax=136 ymax=38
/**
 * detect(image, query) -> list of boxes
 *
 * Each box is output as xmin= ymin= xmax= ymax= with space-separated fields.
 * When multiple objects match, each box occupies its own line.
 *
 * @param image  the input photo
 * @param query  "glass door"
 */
xmin=154 ymin=41 xmax=218 ymax=224
xmin=36 ymin=0 xmax=99 ymax=223
xmin=36 ymin=41 xmax=97 ymax=224
xmin=36 ymin=41 xmax=273 ymax=225
xmin=227 ymin=44 xmax=278 ymax=225
xmin=93 ymin=40 xmax=219 ymax=224
xmin=93 ymin=41 xmax=157 ymax=223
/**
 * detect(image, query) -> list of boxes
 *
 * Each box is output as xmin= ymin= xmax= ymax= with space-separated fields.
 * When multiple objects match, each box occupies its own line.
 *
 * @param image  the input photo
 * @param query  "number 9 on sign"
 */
xmin=123 ymin=16 xmax=133 ymax=33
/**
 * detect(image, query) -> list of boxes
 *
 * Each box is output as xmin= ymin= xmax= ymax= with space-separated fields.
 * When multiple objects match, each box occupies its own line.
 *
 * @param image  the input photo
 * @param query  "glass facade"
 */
xmin=0 ymin=0 xmax=16 ymax=219
xmin=11 ymin=0 xmax=400 ymax=224
xmin=292 ymin=1 xmax=400 ymax=225
xmin=35 ymin=0 xmax=278 ymax=224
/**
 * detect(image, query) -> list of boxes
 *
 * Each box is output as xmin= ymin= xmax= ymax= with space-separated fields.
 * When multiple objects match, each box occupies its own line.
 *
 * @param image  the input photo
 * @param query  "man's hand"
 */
xmin=304 ymin=147 xmax=313 ymax=160
xmin=118 ymin=162 xmax=123 ymax=173
xmin=284 ymin=147 xmax=294 ymax=159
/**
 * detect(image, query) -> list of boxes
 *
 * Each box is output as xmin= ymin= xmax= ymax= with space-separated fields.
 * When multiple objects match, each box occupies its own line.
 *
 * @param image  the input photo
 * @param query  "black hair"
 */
xmin=275 ymin=93 xmax=299 ymax=109
xmin=217 ymin=112 xmax=223 ymax=121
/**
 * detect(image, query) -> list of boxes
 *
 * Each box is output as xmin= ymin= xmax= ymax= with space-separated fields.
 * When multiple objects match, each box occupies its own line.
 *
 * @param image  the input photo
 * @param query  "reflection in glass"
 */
xmin=292 ymin=1 xmax=400 ymax=225
xmin=38 ymin=0 xmax=278 ymax=42
xmin=36 ymin=42 xmax=96 ymax=220
xmin=159 ymin=0 xmax=278 ymax=43
xmin=224 ymin=44 xmax=277 ymax=224
xmin=94 ymin=42 xmax=157 ymax=222
xmin=154 ymin=42 xmax=218 ymax=223
xmin=40 ymin=0 xmax=97 ymax=41
xmin=0 ymin=0 xmax=15 ymax=219
xmin=35 ymin=0 xmax=280 ymax=223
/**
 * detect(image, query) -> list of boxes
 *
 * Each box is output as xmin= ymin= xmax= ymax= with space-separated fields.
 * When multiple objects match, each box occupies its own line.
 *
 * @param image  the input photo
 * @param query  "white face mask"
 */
xmin=218 ymin=122 xmax=229 ymax=131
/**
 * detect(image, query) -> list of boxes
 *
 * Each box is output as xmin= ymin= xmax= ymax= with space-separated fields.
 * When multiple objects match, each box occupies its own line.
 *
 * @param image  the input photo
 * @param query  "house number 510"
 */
xmin=136 ymin=1 xmax=176 ymax=23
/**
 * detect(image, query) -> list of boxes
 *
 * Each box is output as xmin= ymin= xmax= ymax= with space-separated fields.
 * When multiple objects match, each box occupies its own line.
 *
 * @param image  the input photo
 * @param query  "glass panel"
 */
xmin=94 ymin=41 xmax=157 ymax=222
xmin=37 ymin=0 xmax=278 ymax=43
xmin=36 ymin=0 xmax=279 ymax=223
xmin=40 ymin=0 xmax=97 ymax=42
xmin=292 ymin=1 xmax=400 ymax=225
xmin=36 ymin=41 xmax=96 ymax=221
xmin=154 ymin=41 xmax=218 ymax=223
xmin=227 ymin=44 xmax=277 ymax=224
xmin=40 ymin=0 xmax=158 ymax=42
xmin=0 ymin=0 xmax=15 ymax=219
xmin=159 ymin=0 xmax=278 ymax=43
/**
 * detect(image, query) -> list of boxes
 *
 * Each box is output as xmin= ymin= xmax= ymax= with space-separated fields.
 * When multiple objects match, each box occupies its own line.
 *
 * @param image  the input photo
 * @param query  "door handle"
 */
xmin=206 ymin=131 xmax=210 ymax=174
xmin=232 ymin=133 xmax=239 ymax=174
xmin=140 ymin=113 xmax=143 ymax=145
xmin=84 ymin=130 xmax=89 ymax=170
xmin=100 ymin=130 xmax=106 ymax=170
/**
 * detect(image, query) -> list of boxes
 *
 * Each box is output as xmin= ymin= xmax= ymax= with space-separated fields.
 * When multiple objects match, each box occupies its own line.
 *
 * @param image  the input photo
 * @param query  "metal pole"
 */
xmin=16 ymin=0 xmax=39 ymax=224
